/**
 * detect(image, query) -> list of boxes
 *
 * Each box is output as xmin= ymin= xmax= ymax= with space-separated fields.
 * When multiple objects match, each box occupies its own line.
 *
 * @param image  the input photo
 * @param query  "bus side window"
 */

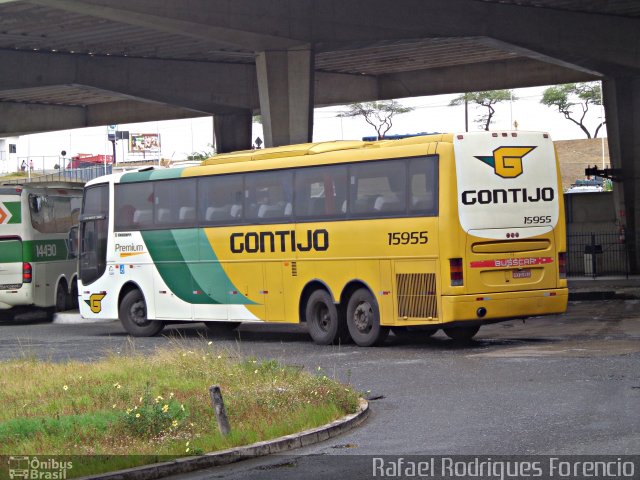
xmin=118 ymin=205 xmax=136 ymax=226
xmin=115 ymin=182 xmax=154 ymax=230
xmin=53 ymin=196 xmax=72 ymax=233
xmin=294 ymin=165 xmax=347 ymax=220
xmin=245 ymin=170 xmax=292 ymax=222
xmin=409 ymin=156 xmax=438 ymax=216
xmin=349 ymin=160 xmax=406 ymax=216
xmin=198 ymin=174 xmax=244 ymax=224
xmin=153 ymin=178 xmax=197 ymax=228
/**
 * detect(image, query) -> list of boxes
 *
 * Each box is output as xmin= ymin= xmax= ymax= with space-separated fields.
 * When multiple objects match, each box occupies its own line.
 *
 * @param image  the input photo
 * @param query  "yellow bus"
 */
xmin=77 ymin=131 xmax=568 ymax=346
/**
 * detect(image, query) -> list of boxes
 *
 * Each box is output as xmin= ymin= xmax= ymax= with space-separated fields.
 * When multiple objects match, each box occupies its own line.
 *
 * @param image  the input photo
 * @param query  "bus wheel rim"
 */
xmin=130 ymin=300 xmax=147 ymax=325
xmin=315 ymin=304 xmax=331 ymax=331
xmin=353 ymin=303 xmax=373 ymax=333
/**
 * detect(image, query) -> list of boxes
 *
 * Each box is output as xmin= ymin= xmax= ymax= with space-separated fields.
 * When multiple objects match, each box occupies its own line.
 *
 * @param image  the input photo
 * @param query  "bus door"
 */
xmin=79 ymin=184 xmax=109 ymax=288
xmin=262 ymin=261 xmax=285 ymax=321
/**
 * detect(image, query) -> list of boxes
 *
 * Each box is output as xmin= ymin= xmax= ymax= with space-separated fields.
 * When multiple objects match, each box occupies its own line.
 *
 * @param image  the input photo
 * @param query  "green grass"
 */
xmin=0 ymin=344 xmax=360 ymax=477
xmin=0 ymin=171 xmax=29 ymax=180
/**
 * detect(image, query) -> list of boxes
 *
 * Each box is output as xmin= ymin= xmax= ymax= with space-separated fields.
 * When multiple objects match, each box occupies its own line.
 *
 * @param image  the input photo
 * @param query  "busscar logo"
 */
xmin=474 ymin=146 xmax=536 ymax=179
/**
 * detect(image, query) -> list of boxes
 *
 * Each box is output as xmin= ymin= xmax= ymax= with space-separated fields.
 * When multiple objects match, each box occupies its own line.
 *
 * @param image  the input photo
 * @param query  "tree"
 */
xmin=449 ymin=90 xmax=514 ymax=131
xmin=540 ymin=82 xmax=605 ymax=139
xmin=187 ymin=143 xmax=214 ymax=160
xmin=337 ymin=100 xmax=414 ymax=139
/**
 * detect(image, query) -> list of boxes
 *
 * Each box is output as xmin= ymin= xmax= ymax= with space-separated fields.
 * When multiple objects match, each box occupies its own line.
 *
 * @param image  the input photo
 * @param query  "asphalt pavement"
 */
xmin=0 ymin=277 xmax=638 ymax=480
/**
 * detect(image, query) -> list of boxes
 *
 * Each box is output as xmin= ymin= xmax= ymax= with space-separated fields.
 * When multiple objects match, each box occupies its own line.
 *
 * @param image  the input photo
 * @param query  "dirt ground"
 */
xmin=555 ymin=138 xmax=609 ymax=190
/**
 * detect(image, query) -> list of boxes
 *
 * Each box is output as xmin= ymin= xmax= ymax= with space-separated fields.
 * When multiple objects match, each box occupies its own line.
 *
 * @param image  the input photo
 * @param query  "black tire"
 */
xmin=392 ymin=326 xmax=438 ymax=341
xmin=68 ymin=278 xmax=79 ymax=310
xmin=55 ymin=282 xmax=67 ymax=312
xmin=119 ymin=289 xmax=164 ymax=337
xmin=204 ymin=321 xmax=240 ymax=336
xmin=346 ymin=288 xmax=389 ymax=347
xmin=443 ymin=324 xmax=480 ymax=341
xmin=305 ymin=289 xmax=349 ymax=345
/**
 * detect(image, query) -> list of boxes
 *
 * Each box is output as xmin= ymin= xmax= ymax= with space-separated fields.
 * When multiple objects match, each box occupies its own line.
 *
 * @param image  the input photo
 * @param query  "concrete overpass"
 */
xmin=0 ymin=0 xmax=639 ymax=269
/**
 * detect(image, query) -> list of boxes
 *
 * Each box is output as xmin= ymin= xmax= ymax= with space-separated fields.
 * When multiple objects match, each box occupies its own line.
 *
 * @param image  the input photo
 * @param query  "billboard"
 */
xmin=129 ymin=133 xmax=160 ymax=153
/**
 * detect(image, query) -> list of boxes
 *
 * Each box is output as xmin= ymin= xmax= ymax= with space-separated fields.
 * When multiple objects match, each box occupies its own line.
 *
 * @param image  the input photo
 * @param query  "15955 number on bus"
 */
xmin=388 ymin=231 xmax=429 ymax=245
xmin=523 ymin=216 xmax=552 ymax=225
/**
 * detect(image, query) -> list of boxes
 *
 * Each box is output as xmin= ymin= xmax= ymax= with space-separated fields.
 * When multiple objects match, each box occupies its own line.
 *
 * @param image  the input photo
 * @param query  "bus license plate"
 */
xmin=513 ymin=269 xmax=532 ymax=279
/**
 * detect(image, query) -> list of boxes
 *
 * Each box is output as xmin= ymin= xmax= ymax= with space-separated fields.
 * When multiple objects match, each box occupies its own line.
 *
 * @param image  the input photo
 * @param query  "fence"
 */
xmin=566 ymin=231 xmax=629 ymax=278
xmin=2 ymin=165 xmax=111 ymax=185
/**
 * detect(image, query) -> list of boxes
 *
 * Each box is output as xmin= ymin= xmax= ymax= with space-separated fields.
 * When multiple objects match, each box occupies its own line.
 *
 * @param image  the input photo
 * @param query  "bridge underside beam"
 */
xmin=378 ymin=58 xmax=599 ymax=99
xmin=0 ymin=100 xmax=206 ymax=136
xmin=213 ymin=110 xmax=252 ymax=153
xmin=257 ymin=48 xmax=315 ymax=147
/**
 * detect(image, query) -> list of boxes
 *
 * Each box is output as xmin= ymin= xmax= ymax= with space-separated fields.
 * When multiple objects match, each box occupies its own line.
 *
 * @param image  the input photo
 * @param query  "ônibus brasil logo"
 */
xmin=474 ymin=146 xmax=536 ymax=179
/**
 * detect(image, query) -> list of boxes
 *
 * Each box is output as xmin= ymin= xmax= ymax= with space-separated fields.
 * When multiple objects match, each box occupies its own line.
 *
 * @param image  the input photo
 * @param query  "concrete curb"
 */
xmin=53 ymin=312 xmax=106 ymax=324
xmin=81 ymin=398 xmax=369 ymax=480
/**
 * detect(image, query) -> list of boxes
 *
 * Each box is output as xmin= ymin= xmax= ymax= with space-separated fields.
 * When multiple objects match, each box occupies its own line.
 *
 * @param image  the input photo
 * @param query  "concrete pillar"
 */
xmin=256 ymin=47 xmax=314 ymax=147
xmin=603 ymin=76 xmax=640 ymax=272
xmin=213 ymin=110 xmax=252 ymax=154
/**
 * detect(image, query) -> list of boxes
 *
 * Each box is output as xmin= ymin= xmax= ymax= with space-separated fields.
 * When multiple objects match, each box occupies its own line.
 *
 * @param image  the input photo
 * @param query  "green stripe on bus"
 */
xmin=0 ymin=239 xmax=22 ymax=262
xmin=141 ymin=229 xmax=253 ymax=305
xmin=22 ymin=240 xmax=70 ymax=262
xmin=4 ymin=201 xmax=21 ymax=224
xmin=120 ymin=168 xmax=185 ymax=183
xmin=179 ymin=229 xmax=255 ymax=305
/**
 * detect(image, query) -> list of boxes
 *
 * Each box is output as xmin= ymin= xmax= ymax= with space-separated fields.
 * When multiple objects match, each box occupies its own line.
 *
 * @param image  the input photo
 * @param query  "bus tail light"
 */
xmin=558 ymin=252 xmax=567 ymax=279
xmin=23 ymin=262 xmax=32 ymax=283
xmin=449 ymin=258 xmax=464 ymax=286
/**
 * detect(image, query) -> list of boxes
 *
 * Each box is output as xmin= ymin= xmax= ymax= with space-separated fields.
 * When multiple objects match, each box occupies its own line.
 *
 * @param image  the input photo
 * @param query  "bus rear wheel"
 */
xmin=443 ymin=325 xmax=480 ymax=342
xmin=346 ymin=288 xmax=389 ymax=347
xmin=305 ymin=289 xmax=349 ymax=345
xmin=119 ymin=289 xmax=164 ymax=337
xmin=55 ymin=282 xmax=67 ymax=312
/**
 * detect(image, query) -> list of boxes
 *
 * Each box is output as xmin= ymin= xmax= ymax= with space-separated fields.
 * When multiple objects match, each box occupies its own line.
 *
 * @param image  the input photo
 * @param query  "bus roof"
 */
xmin=202 ymin=134 xmax=455 ymax=166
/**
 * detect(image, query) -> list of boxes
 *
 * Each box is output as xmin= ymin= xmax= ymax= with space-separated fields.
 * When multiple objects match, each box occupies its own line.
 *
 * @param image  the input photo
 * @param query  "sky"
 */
xmin=5 ymin=84 xmax=607 ymax=171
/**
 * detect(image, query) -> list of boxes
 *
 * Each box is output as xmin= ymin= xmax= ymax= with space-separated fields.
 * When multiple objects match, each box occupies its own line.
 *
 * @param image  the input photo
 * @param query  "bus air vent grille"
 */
xmin=396 ymin=273 xmax=437 ymax=319
xmin=291 ymin=261 xmax=298 ymax=276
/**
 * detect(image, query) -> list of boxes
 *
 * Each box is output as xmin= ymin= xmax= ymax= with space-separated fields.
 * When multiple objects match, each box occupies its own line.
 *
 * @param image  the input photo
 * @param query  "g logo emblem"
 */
xmin=474 ymin=146 xmax=536 ymax=179
xmin=88 ymin=293 xmax=107 ymax=313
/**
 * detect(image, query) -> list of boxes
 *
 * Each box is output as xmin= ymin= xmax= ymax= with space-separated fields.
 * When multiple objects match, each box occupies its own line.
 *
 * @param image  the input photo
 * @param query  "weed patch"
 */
xmin=0 ymin=344 xmax=360 ymax=477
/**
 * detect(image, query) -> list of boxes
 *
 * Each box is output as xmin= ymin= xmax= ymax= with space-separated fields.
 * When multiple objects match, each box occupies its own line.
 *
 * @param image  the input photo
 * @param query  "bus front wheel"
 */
xmin=305 ymin=289 xmax=349 ymax=345
xmin=346 ymin=288 xmax=389 ymax=347
xmin=119 ymin=289 xmax=164 ymax=337
xmin=443 ymin=325 xmax=480 ymax=342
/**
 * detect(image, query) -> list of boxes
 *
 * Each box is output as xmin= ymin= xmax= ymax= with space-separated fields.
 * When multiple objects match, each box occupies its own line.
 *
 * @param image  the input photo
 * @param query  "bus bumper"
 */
xmin=0 ymin=287 xmax=32 ymax=310
xmin=441 ymin=288 xmax=568 ymax=324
